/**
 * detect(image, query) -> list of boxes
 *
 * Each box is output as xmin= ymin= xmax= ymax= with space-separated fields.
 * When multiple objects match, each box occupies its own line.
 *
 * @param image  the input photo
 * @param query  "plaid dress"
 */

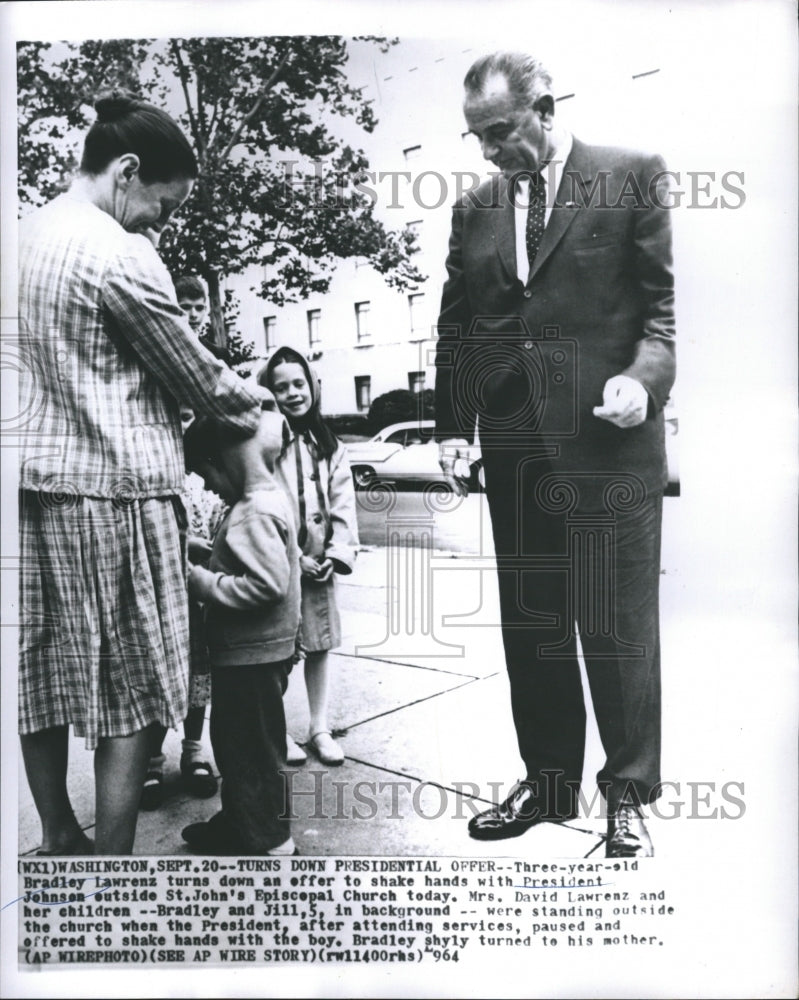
xmin=19 ymin=490 xmax=190 ymax=745
xmin=18 ymin=194 xmax=263 ymax=747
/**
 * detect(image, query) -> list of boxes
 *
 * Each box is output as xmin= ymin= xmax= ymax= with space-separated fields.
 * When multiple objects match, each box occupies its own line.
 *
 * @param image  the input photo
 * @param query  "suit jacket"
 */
xmin=434 ymin=137 xmax=676 ymax=505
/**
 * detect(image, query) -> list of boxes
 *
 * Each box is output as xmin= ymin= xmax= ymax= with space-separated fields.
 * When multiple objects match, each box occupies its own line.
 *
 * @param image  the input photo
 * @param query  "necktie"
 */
xmin=525 ymin=172 xmax=546 ymax=268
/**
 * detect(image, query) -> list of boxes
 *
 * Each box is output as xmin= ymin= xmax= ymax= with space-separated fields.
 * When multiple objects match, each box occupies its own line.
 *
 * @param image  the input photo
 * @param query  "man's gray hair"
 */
xmin=464 ymin=52 xmax=553 ymax=107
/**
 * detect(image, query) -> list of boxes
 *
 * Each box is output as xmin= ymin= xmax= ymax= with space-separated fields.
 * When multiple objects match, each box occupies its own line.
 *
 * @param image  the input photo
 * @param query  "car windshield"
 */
xmin=376 ymin=424 xmax=435 ymax=446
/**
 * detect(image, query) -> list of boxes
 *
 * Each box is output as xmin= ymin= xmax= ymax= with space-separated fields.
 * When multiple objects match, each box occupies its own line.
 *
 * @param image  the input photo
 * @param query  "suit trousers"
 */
xmin=209 ymin=659 xmax=292 ymax=852
xmin=482 ymin=443 xmax=662 ymax=816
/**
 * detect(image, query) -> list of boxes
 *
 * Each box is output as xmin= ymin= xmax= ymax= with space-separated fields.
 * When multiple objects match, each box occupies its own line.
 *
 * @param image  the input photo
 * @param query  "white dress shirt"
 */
xmin=513 ymin=132 xmax=573 ymax=282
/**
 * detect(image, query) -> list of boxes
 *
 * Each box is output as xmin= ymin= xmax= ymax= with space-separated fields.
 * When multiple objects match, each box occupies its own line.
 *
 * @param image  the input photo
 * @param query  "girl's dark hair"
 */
xmin=260 ymin=346 xmax=338 ymax=460
xmin=80 ymin=91 xmax=198 ymax=183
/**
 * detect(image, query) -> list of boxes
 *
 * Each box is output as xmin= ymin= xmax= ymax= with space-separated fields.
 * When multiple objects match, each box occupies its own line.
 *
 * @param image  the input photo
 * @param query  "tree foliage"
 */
xmin=17 ymin=36 xmax=424 ymax=344
xmin=368 ymin=388 xmax=435 ymax=434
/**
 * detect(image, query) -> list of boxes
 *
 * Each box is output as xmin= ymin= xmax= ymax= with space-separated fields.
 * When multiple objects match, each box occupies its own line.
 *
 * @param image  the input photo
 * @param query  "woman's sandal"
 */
xmin=309 ymin=731 xmax=344 ymax=767
xmin=140 ymin=768 xmax=165 ymax=810
xmin=180 ymin=759 xmax=218 ymax=798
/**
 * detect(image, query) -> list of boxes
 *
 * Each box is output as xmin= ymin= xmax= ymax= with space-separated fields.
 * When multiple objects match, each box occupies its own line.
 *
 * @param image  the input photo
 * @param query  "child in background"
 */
xmin=175 ymin=275 xmax=208 ymax=336
xmin=176 ymin=275 xmax=231 ymax=363
xmin=260 ymin=347 xmax=359 ymax=767
xmin=181 ymin=408 xmax=300 ymax=855
xmin=140 ymin=276 xmax=220 ymax=809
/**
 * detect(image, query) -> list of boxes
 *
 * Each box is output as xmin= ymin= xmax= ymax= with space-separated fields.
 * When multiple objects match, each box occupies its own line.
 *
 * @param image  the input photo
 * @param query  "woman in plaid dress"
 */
xmin=18 ymin=93 xmax=267 ymax=855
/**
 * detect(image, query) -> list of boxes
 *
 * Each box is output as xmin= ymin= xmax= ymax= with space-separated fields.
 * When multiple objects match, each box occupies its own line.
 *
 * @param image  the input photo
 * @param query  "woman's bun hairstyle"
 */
xmin=94 ymin=90 xmax=142 ymax=123
xmin=81 ymin=89 xmax=198 ymax=183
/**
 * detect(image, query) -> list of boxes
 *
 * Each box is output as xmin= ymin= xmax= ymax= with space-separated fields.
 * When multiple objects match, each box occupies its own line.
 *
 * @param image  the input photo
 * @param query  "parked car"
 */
xmin=345 ymin=420 xmax=483 ymax=491
xmin=346 ymin=408 xmax=678 ymax=495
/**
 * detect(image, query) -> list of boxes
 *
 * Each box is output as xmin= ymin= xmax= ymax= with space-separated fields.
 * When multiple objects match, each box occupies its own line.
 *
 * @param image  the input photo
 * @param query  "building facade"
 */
xmin=226 ymin=38 xmax=674 ymax=415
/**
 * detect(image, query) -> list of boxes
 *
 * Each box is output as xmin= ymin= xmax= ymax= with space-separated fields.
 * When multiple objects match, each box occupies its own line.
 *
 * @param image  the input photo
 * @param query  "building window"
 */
xmin=262 ymin=316 xmax=276 ymax=352
xmin=307 ymin=308 xmax=321 ymax=347
xmin=408 ymin=371 xmax=425 ymax=394
xmin=403 ymin=144 xmax=422 ymax=161
xmin=354 ymin=375 xmax=371 ymax=413
xmin=408 ymin=292 xmax=426 ymax=338
xmin=355 ymin=301 xmax=371 ymax=342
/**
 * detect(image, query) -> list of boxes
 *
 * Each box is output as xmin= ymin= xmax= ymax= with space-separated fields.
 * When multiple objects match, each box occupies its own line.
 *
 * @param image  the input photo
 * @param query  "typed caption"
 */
xmin=16 ymin=856 xmax=675 ymax=967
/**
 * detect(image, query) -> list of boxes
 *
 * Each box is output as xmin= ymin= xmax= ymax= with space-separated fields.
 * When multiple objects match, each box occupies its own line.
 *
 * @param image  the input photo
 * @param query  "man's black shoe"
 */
xmin=468 ymin=781 xmax=577 ymax=840
xmin=181 ymin=817 xmax=240 ymax=855
xmin=605 ymin=803 xmax=654 ymax=858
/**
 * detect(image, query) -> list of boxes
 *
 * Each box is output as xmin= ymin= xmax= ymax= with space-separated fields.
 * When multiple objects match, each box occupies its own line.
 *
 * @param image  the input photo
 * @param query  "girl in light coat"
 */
xmin=260 ymin=348 xmax=359 ymax=765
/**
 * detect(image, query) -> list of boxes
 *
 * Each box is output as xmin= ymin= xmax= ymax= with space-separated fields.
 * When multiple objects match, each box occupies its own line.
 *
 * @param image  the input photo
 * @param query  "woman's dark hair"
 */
xmin=80 ymin=91 xmax=198 ymax=183
xmin=260 ymin=346 xmax=338 ymax=460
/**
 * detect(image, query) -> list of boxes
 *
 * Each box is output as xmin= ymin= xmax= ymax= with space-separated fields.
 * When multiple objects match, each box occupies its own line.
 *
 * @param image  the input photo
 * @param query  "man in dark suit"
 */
xmin=434 ymin=52 xmax=675 ymax=857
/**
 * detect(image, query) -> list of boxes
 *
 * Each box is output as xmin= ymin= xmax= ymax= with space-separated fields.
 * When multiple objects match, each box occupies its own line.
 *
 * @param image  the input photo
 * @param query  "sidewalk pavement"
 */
xmin=18 ymin=498 xmax=683 ymax=859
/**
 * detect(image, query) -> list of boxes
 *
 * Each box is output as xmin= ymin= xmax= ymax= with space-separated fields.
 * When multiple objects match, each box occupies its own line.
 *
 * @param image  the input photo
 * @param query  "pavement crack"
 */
xmin=335 ymin=674 xmax=485 ymax=733
xmin=336 ymin=651 xmax=488 ymax=679
xmin=340 ymin=757 xmax=496 ymax=806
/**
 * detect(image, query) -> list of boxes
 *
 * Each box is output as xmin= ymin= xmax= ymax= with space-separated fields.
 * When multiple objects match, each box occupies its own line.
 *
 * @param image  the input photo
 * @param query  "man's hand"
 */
xmin=439 ymin=438 xmax=471 ymax=497
xmin=593 ymin=375 xmax=649 ymax=428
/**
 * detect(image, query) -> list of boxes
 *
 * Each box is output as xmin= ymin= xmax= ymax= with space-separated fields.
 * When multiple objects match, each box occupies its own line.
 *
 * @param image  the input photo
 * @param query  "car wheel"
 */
xmin=352 ymin=465 xmax=376 ymax=489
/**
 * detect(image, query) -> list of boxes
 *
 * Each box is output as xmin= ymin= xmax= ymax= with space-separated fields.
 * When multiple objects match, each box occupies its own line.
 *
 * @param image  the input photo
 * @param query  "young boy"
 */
xmin=174 ymin=275 xmax=208 ymax=336
xmin=174 ymin=274 xmax=230 ymax=363
xmin=181 ymin=408 xmax=300 ymax=855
